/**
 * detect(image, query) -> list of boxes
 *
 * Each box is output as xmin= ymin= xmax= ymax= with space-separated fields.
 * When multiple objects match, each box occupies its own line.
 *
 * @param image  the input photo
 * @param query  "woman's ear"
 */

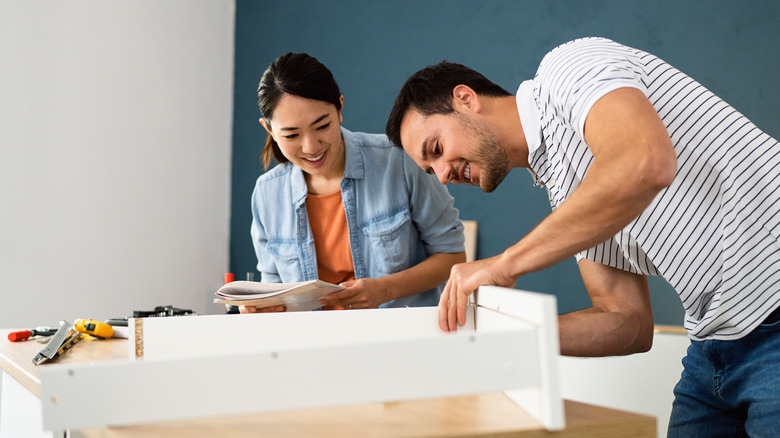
xmin=338 ymin=95 xmax=345 ymax=124
xmin=259 ymin=118 xmax=274 ymax=137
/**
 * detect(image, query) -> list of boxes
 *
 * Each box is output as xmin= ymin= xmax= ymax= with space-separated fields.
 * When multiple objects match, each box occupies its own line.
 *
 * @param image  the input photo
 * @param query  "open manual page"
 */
xmin=214 ymin=279 xmax=344 ymax=311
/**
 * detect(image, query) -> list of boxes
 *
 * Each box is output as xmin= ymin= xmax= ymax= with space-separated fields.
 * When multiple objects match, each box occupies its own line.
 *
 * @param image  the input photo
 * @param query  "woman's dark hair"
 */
xmin=257 ymin=53 xmax=342 ymax=170
xmin=385 ymin=61 xmax=510 ymax=147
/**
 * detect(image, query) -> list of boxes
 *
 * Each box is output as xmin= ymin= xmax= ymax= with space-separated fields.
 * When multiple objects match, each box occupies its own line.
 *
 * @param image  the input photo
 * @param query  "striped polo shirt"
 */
xmin=518 ymin=37 xmax=780 ymax=340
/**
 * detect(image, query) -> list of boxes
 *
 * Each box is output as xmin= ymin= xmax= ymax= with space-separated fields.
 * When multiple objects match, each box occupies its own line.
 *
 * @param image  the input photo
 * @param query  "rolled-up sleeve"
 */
xmin=250 ymin=182 xmax=282 ymax=283
xmin=402 ymin=152 xmax=465 ymax=255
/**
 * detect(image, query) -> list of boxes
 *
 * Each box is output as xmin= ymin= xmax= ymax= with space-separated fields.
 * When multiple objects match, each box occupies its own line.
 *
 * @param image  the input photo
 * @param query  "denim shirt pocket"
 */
xmin=362 ymin=208 xmax=412 ymax=275
xmin=265 ymin=240 xmax=302 ymax=282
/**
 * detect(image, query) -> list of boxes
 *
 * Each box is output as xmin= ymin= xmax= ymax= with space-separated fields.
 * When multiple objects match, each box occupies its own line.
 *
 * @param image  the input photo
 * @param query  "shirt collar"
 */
xmin=290 ymin=166 xmax=308 ymax=206
xmin=515 ymin=80 xmax=542 ymax=157
xmin=291 ymin=126 xmax=362 ymax=206
xmin=341 ymin=127 xmax=365 ymax=180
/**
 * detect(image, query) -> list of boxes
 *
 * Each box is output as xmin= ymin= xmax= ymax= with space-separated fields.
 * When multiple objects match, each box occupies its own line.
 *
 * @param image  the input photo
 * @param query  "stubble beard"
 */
xmin=458 ymin=113 xmax=509 ymax=193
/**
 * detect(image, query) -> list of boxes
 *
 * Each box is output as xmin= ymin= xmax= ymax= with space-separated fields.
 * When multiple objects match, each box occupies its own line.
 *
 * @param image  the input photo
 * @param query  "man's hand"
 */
xmin=438 ymin=255 xmax=517 ymax=331
xmin=319 ymin=277 xmax=391 ymax=310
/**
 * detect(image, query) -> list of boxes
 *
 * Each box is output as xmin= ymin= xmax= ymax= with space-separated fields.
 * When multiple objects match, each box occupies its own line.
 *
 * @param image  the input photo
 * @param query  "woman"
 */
xmin=244 ymin=53 xmax=465 ymax=313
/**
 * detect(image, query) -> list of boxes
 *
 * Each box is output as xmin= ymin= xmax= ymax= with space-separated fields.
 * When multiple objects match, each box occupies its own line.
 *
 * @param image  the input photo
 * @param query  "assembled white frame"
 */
xmin=40 ymin=286 xmax=563 ymax=431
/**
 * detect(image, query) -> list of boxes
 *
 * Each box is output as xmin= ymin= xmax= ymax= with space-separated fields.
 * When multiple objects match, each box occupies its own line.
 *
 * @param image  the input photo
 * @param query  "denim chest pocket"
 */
xmin=265 ymin=241 xmax=302 ymax=281
xmin=362 ymin=208 xmax=412 ymax=275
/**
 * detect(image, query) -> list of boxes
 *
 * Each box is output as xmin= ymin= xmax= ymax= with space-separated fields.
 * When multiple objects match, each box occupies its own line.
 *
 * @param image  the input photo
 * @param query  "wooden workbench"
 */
xmin=0 ymin=328 xmax=655 ymax=437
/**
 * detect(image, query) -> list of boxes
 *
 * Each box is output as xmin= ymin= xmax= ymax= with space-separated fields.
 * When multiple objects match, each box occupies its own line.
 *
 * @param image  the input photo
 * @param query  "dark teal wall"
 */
xmin=230 ymin=0 xmax=780 ymax=325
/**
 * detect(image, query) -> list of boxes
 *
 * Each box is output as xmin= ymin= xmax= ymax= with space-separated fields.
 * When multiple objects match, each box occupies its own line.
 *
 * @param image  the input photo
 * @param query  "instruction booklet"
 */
xmin=214 ymin=279 xmax=344 ymax=311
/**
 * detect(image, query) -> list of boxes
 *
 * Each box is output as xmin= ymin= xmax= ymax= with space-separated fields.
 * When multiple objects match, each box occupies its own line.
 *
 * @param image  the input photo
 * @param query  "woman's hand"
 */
xmin=239 ymin=304 xmax=287 ymax=314
xmin=319 ymin=277 xmax=392 ymax=310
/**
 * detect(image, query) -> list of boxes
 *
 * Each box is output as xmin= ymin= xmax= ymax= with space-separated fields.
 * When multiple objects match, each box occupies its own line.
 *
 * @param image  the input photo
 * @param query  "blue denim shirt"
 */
xmin=250 ymin=127 xmax=465 ymax=308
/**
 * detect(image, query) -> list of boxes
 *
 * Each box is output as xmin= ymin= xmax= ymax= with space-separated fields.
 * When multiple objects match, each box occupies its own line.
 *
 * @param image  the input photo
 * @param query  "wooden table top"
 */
xmin=0 ymin=328 xmax=655 ymax=437
xmin=0 ymin=327 xmax=128 ymax=397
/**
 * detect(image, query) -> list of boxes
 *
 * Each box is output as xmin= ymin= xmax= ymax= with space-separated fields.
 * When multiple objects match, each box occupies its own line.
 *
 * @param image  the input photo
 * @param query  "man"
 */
xmin=386 ymin=37 xmax=779 ymax=437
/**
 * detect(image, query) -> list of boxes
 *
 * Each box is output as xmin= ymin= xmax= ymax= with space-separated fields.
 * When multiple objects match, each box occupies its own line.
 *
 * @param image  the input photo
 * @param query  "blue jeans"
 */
xmin=668 ymin=308 xmax=780 ymax=438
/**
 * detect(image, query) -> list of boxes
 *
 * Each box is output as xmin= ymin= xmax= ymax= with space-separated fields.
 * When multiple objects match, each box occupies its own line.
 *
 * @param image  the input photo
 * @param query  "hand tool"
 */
xmin=32 ymin=321 xmax=82 ymax=365
xmin=7 ymin=327 xmax=58 ymax=342
xmin=74 ymin=319 xmax=114 ymax=339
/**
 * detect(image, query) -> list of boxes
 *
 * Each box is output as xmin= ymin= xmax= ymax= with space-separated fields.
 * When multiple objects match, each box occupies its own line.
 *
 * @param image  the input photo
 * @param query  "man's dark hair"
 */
xmin=386 ymin=61 xmax=510 ymax=147
xmin=257 ymin=52 xmax=342 ymax=169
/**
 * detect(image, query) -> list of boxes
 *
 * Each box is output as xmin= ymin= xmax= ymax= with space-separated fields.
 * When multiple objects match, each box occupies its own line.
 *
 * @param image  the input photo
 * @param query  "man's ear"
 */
xmin=452 ymin=85 xmax=482 ymax=114
xmin=259 ymin=118 xmax=274 ymax=138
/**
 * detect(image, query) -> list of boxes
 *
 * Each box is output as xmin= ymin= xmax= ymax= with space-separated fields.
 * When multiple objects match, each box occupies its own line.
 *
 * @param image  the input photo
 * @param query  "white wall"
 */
xmin=0 ymin=0 xmax=235 ymax=328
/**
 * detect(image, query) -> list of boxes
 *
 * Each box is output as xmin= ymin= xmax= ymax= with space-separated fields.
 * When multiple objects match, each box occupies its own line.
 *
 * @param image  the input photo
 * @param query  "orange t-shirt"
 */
xmin=305 ymin=190 xmax=356 ymax=285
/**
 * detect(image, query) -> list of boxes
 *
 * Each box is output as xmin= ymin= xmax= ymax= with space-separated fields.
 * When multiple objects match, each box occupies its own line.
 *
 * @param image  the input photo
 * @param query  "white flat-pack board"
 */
xmin=40 ymin=286 xmax=563 ymax=431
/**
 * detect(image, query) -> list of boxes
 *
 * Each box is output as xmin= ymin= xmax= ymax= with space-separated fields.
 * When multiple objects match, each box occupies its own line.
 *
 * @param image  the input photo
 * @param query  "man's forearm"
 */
xmin=498 ymin=178 xmax=654 ymax=281
xmin=558 ymin=308 xmax=653 ymax=357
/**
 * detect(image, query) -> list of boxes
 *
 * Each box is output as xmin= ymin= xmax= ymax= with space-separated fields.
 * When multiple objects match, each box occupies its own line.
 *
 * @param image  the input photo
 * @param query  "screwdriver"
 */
xmin=74 ymin=319 xmax=114 ymax=339
xmin=8 ymin=327 xmax=58 ymax=342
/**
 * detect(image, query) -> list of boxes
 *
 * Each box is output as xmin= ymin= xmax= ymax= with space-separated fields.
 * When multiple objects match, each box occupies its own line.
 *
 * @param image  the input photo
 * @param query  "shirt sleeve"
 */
xmin=250 ymin=182 xmax=282 ymax=283
xmin=536 ymin=38 xmax=648 ymax=142
xmin=402 ymin=152 xmax=465 ymax=255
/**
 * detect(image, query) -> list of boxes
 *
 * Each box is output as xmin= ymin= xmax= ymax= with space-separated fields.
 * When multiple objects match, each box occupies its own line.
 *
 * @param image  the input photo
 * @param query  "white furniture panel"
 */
xmin=1 ymin=371 xmax=52 ymax=438
xmin=560 ymin=330 xmax=689 ymax=438
xmin=40 ymin=287 xmax=564 ymax=431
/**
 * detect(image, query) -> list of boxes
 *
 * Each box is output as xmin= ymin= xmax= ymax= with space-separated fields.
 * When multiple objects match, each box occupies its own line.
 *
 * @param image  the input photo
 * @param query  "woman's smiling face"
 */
xmin=262 ymin=93 xmax=345 ymax=179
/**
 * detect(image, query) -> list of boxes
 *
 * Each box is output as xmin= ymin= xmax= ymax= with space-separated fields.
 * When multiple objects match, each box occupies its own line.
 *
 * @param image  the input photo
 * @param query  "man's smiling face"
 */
xmin=399 ymin=107 xmax=509 ymax=192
